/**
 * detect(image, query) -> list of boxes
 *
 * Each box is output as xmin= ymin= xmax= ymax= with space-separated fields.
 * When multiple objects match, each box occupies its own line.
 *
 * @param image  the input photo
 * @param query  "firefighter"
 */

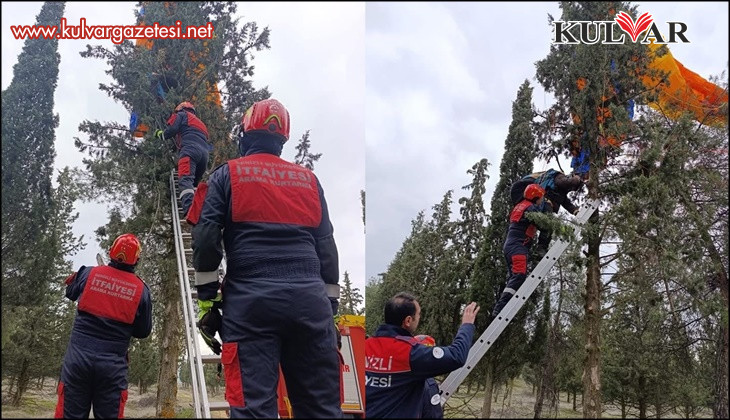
xmin=492 ymin=184 xmax=552 ymax=317
xmin=188 ymin=98 xmax=342 ymax=418
xmin=414 ymin=335 xmax=444 ymax=419
xmin=509 ymin=168 xmax=583 ymax=255
xmin=54 ymin=234 xmax=152 ymax=419
xmin=366 ymin=292 xmax=479 ymax=418
xmin=155 ymin=101 xmax=211 ymax=215
xmin=510 ymin=168 xmax=583 ymax=215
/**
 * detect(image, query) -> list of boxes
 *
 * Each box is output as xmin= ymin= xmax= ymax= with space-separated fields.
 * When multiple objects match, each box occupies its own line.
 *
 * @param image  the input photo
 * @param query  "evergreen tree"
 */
xmin=534 ymin=3 xmax=653 ymax=416
xmin=601 ymin=109 xmax=727 ymax=417
xmin=2 ymin=167 xmax=83 ymax=405
xmin=75 ymin=2 xmax=270 ymax=416
xmin=365 ymin=274 xmax=385 ymax=335
xmin=294 ymin=129 xmax=322 ymax=170
xmin=339 ymin=271 xmax=364 ymax=316
xmin=1 ymin=1 xmax=64 ymax=310
xmin=465 ymin=80 xmax=537 ymax=417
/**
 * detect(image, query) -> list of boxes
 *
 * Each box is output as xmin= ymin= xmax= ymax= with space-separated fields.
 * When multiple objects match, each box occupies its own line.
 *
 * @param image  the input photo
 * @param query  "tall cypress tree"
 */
xmin=76 ymin=2 xmax=270 ymax=416
xmin=1 ymin=1 xmax=65 ymax=308
xmin=465 ymin=80 xmax=537 ymax=417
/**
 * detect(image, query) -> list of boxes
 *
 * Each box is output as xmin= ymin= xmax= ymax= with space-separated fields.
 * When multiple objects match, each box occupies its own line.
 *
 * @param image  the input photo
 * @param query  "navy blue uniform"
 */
xmin=510 ymin=170 xmax=579 ymax=215
xmin=163 ymin=110 xmax=210 ymax=214
xmin=55 ymin=264 xmax=152 ymax=419
xmin=365 ymin=323 xmax=475 ymax=418
xmin=422 ymin=377 xmax=444 ymax=418
xmin=492 ymin=199 xmax=550 ymax=317
xmin=189 ymin=137 xmax=341 ymax=418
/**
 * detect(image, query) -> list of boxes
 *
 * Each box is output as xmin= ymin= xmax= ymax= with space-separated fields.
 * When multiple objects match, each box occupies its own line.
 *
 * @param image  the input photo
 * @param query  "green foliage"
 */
xmin=294 ymin=130 xmax=322 ymax=171
xmin=339 ymin=271 xmax=365 ymax=316
xmin=2 ymin=1 xmax=65 ymax=308
xmin=524 ymin=211 xmax=575 ymax=242
xmin=73 ymin=2 xmax=273 ymax=410
xmin=128 ymin=335 xmax=160 ymax=394
xmin=467 ymin=81 xmax=538 ymax=395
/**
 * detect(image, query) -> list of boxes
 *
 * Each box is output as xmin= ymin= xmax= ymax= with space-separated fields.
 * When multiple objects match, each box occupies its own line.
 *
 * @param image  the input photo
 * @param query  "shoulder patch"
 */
xmin=432 ymin=347 xmax=444 ymax=359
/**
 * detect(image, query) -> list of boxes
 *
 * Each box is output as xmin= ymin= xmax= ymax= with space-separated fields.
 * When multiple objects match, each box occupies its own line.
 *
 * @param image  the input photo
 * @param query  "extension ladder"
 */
xmin=438 ymin=198 xmax=601 ymax=405
xmin=170 ymin=171 xmax=229 ymax=417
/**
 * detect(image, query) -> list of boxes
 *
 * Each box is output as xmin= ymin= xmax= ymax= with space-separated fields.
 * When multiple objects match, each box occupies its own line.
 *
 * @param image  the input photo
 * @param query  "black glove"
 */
xmin=197 ymin=298 xmax=222 ymax=355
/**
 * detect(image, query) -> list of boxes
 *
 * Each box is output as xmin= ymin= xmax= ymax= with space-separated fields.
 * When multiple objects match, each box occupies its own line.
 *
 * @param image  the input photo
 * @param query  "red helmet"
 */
xmin=109 ymin=234 xmax=142 ymax=265
xmin=241 ymin=98 xmax=290 ymax=141
xmin=524 ymin=184 xmax=546 ymax=201
xmin=174 ymin=101 xmax=195 ymax=113
xmin=415 ymin=335 xmax=436 ymax=347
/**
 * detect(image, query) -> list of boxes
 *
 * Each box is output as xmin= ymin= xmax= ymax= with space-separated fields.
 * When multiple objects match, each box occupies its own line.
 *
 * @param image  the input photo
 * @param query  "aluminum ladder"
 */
xmin=170 ymin=170 xmax=229 ymax=417
xmin=439 ymin=198 xmax=600 ymax=405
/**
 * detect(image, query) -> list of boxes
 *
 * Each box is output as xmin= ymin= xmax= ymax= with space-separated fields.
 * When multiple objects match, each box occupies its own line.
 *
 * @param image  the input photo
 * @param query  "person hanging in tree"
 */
xmin=509 ymin=168 xmax=583 ymax=255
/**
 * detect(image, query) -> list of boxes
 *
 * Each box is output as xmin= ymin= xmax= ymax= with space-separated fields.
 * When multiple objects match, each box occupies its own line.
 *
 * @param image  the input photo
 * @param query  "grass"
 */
xmin=442 ymin=376 xmax=713 ymax=419
xmin=0 ymin=378 xmax=226 ymax=418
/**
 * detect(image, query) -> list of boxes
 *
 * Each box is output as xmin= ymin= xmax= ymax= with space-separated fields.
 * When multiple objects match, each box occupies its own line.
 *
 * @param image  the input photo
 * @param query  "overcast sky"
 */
xmin=2 ymin=2 xmax=366 ymax=293
xmin=3 ymin=2 xmax=728 ymax=300
xmin=365 ymin=2 xmax=729 ymax=280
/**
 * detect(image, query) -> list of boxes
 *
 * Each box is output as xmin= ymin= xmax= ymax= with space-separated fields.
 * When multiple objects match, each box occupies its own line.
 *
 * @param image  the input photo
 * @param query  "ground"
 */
xmin=443 ymin=376 xmax=713 ymax=419
xmin=0 ymin=379 xmax=228 ymax=418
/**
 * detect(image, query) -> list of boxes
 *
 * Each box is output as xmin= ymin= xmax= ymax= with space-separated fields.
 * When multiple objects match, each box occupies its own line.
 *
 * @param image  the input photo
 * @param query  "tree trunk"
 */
xmin=583 ymin=178 xmax=602 ymax=418
xmin=534 ymin=374 xmax=545 ymax=418
xmin=11 ymin=357 xmax=29 ymax=406
xmin=715 ymin=323 xmax=729 ymax=419
xmin=156 ymin=258 xmax=182 ymax=418
xmin=481 ymin=359 xmax=495 ymax=418
xmin=536 ymin=269 xmax=564 ymax=418
xmin=573 ymin=390 xmax=577 ymax=411
xmin=639 ymin=398 xmax=647 ymax=418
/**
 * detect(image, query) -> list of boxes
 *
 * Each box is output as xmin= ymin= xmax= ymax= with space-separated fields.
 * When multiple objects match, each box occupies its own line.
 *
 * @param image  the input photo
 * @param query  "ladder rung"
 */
xmin=202 ymin=354 xmax=221 ymax=363
xmin=209 ymin=401 xmax=230 ymax=411
xmin=181 ymin=232 xmax=192 ymax=241
xmin=185 ymin=248 xmax=193 ymax=258
xmin=191 ymin=290 xmax=198 ymax=299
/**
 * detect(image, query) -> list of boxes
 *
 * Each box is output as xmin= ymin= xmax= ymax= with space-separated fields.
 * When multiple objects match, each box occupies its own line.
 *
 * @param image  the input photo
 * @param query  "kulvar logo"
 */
xmin=552 ymin=11 xmax=689 ymax=45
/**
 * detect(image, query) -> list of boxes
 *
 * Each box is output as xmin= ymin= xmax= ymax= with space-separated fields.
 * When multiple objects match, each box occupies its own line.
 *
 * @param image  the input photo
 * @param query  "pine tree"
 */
xmin=339 ymin=271 xmax=364 ymax=316
xmin=465 ymin=80 xmax=537 ymax=417
xmin=294 ymin=129 xmax=322 ymax=170
xmin=75 ymin=2 xmax=270 ymax=416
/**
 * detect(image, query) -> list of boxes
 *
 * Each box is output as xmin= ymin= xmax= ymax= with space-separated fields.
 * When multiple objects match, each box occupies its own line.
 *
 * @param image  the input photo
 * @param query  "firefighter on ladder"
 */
xmin=155 ymin=101 xmax=211 ymax=216
xmin=492 ymin=184 xmax=553 ymax=317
